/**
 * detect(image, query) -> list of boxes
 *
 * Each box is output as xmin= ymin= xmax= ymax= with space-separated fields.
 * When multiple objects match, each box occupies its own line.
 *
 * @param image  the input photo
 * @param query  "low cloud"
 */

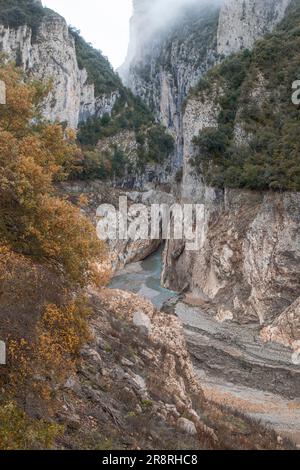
xmin=144 ymin=0 xmax=223 ymax=34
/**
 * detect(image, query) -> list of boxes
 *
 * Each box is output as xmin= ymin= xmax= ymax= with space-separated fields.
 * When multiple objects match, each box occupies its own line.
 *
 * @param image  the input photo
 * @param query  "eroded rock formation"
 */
xmin=0 ymin=9 xmax=119 ymax=128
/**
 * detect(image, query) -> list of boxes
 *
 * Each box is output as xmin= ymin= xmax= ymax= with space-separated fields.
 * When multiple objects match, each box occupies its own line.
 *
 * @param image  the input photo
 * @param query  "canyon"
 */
xmin=0 ymin=0 xmax=299 ymax=450
xmin=118 ymin=0 xmax=300 ymax=444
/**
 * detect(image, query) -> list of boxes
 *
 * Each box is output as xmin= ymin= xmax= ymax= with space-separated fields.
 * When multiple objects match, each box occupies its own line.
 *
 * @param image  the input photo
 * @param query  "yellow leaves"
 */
xmin=27 ymin=194 xmax=106 ymax=285
xmin=32 ymin=298 xmax=93 ymax=398
xmin=78 ymin=193 xmax=89 ymax=207
xmin=0 ymin=260 xmax=94 ymax=407
xmin=0 ymin=246 xmax=92 ymax=404
xmin=39 ymin=124 xmax=82 ymax=180
xmin=0 ymin=63 xmax=36 ymax=136
xmin=38 ymin=299 xmax=92 ymax=357
xmin=65 ymin=127 xmax=77 ymax=142
xmin=0 ymin=61 xmax=108 ymax=286
xmin=0 ymin=402 xmax=63 ymax=450
xmin=6 ymin=339 xmax=31 ymax=392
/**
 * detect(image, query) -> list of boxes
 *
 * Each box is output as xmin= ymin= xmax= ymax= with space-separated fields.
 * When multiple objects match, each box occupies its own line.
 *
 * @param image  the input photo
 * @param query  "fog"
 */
xmin=143 ymin=0 xmax=223 ymax=34
xmin=122 ymin=0 xmax=224 ymax=66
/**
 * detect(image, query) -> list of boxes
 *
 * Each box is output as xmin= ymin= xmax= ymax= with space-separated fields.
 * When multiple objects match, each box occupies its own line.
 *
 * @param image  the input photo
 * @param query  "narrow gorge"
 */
xmin=0 ymin=0 xmax=299 ymax=451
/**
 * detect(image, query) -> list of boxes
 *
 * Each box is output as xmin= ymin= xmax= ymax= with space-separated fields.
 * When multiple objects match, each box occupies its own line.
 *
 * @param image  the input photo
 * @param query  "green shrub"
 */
xmin=0 ymin=0 xmax=47 ymax=39
xmin=0 ymin=401 xmax=63 ymax=450
xmin=192 ymin=0 xmax=300 ymax=192
xmin=70 ymin=28 xmax=121 ymax=96
xmin=77 ymin=89 xmax=174 ymax=178
xmin=146 ymin=125 xmax=175 ymax=163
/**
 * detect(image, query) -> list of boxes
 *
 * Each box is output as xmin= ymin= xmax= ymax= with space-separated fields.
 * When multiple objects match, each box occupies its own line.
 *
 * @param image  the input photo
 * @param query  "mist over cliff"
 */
xmin=141 ymin=0 xmax=223 ymax=33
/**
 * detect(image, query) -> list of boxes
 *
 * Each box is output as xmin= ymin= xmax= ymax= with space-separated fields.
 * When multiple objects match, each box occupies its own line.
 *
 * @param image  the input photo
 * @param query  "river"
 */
xmin=110 ymin=246 xmax=177 ymax=309
xmin=110 ymin=249 xmax=300 ymax=446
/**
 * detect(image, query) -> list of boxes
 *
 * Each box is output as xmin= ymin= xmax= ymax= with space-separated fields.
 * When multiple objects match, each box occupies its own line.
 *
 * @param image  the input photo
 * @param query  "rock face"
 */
xmin=0 ymin=9 xmax=119 ymax=128
xmin=181 ymin=93 xmax=219 ymax=202
xmin=177 ymin=417 xmax=198 ymax=436
xmin=120 ymin=0 xmax=290 ymax=170
xmin=163 ymin=190 xmax=300 ymax=328
xmin=261 ymin=297 xmax=300 ymax=351
xmin=133 ymin=310 xmax=152 ymax=336
xmin=120 ymin=0 xmax=220 ymax=168
xmin=217 ymin=0 xmax=291 ymax=55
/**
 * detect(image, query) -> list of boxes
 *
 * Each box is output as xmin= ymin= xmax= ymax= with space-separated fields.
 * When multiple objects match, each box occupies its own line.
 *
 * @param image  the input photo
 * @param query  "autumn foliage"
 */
xmin=0 ymin=60 xmax=105 ymax=285
xmin=0 ymin=60 xmax=108 ymax=448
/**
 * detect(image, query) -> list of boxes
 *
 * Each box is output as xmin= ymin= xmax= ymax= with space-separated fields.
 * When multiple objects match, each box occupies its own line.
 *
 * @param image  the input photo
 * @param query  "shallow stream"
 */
xmin=110 ymin=249 xmax=300 ymax=446
xmin=110 ymin=247 xmax=176 ymax=309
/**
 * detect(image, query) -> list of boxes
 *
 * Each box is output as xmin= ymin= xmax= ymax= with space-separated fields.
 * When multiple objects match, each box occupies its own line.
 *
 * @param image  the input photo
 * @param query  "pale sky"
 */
xmin=43 ymin=0 xmax=133 ymax=69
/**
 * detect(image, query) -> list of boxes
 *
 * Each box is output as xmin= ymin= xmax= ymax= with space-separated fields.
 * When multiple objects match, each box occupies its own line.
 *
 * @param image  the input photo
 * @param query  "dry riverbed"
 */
xmin=111 ymin=251 xmax=300 ymax=447
xmin=175 ymin=302 xmax=300 ymax=446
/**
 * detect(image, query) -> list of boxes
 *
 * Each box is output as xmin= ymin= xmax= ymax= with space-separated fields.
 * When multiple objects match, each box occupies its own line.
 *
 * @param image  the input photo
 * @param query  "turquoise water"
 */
xmin=110 ymin=247 xmax=177 ymax=308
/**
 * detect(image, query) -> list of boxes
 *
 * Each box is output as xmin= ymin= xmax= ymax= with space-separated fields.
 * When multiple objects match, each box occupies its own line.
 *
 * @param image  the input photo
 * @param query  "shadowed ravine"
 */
xmin=110 ymin=250 xmax=300 ymax=446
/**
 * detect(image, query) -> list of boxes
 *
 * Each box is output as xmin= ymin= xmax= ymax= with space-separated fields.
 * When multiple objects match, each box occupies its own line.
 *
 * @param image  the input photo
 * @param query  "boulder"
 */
xmin=133 ymin=311 xmax=152 ymax=336
xmin=177 ymin=417 xmax=198 ymax=436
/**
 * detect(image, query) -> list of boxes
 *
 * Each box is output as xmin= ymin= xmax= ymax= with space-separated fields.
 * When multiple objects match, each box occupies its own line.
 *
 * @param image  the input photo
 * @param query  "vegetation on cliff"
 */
xmin=0 ymin=1 xmax=174 ymax=179
xmin=76 ymin=89 xmax=174 ymax=179
xmin=69 ymin=24 xmax=174 ymax=177
xmin=0 ymin=0 xmax=47 ymax=37
xmin=70 ymin=27 xmax=122 ymax=96
xmin=192 ymin=0 xmax=300 ymax=192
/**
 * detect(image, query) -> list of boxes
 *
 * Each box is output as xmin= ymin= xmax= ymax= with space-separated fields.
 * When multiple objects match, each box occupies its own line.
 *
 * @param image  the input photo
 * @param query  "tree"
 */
xmin=0 ymin=60 xmax=106 ymax=285
xmin=0 ymin=62 xmax=110 ymax=448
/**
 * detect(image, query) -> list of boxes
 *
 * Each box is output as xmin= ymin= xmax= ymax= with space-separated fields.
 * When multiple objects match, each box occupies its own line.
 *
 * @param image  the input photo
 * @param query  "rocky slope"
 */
xmin=57 ymin=288 xmax=290 ymax=450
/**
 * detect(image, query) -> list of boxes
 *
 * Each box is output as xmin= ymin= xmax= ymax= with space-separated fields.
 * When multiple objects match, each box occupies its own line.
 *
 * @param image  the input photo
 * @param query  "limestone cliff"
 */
xmin=120 ymin=0 xmax=220 ymax=167
xmin=0 ymin=2 xmax=120 ymax=128
xmin=120 ymin=0 xmax=290 ymax=169
xmin=122 ymin=0 xmax=299 ymax=346
xmin=160 ymin=0 xmax=300 ymax=345
xmin=217 ymin=0 xmax=291 ymax=55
